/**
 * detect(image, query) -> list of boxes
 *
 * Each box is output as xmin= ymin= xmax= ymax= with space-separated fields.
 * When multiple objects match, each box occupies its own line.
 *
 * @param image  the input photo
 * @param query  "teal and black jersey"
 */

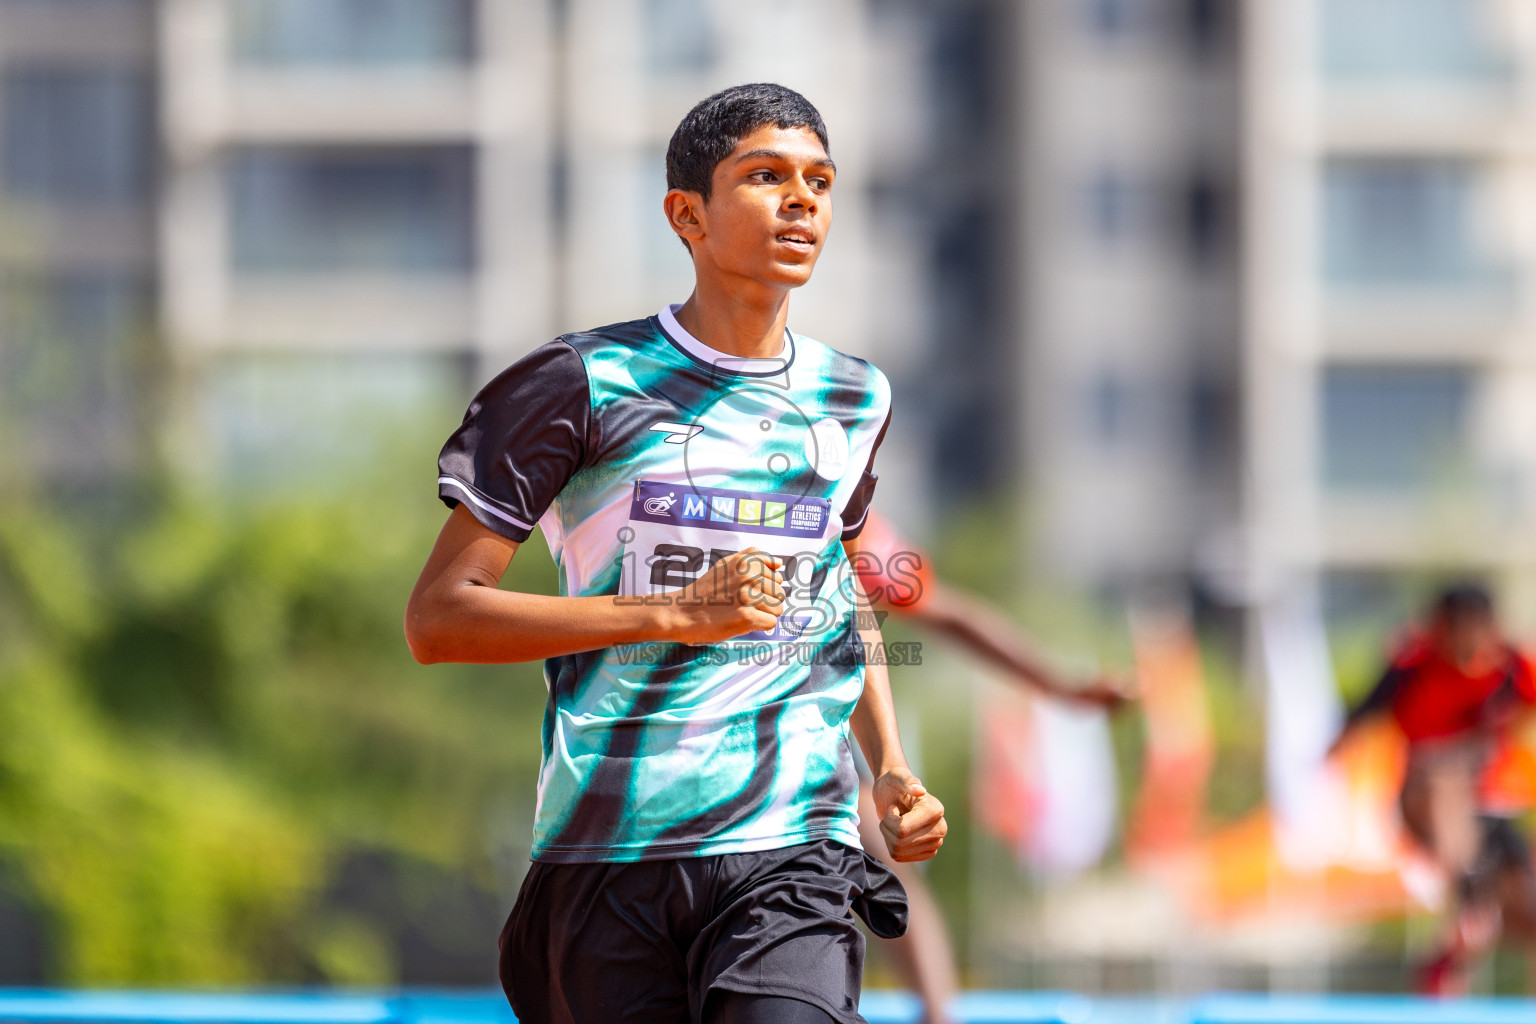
xmin=438 ymin=305 xmax=893 ymax=863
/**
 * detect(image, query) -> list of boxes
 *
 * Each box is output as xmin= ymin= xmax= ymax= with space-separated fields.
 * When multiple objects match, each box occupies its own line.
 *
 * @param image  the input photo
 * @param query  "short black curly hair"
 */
xmin=1435 ymin=583 xmax=1494 ymax=623
xmin=665 ymin=83 xmax=830 ymax=202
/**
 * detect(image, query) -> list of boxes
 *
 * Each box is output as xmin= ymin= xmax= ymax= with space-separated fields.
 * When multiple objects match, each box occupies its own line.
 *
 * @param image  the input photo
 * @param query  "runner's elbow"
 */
xmin=404 ymin=595 xmax=452 ymax=664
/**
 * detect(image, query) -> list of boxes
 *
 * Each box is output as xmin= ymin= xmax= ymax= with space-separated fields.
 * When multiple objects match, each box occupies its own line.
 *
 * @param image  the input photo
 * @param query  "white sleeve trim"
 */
xmin=438 ymin=477 xmax=536 ymax=532
xmin=841 ymin=504 xmax=871 ymax=536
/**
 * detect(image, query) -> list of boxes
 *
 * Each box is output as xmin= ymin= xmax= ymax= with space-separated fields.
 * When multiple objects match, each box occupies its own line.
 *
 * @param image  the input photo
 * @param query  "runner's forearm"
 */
xmin=916 ymin=584 xmax=1074 ymax=697
xmin=845 ymin=542 xmax=909 ymax=774
xmin=850 ymin=633 xmax=907 ymax=775
xmin=407 ymin=585 xmax=677 ymax=664
xmin=1342 ymin=664 xmax=1408 ymax=733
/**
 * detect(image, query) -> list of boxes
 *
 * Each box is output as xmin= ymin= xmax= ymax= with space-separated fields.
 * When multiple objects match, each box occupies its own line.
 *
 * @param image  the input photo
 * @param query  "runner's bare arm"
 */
xmin=844 ymin=534 xmax=948 ymax=863
xmin=906 ymin=584 xmax=1133 ymax=709
xmin=405 ymin=504 xmax=786 ymax=664
xmin=1329 ymin=663 xmax=1410 ymax=757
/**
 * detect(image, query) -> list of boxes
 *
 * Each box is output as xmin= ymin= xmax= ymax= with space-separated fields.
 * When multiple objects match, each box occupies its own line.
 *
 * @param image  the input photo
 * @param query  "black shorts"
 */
xmin=1462 ymin=815 xmax=1536 ymax=903
xmin=498 ymin=839 xmax=908 ymax=1024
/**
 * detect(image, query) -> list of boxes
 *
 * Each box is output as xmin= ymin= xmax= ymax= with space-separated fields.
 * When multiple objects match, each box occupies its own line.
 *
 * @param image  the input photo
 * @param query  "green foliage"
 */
xmin=0 ymin=440 xmax=555 ymax=982
xmin=1198 ymin=639 xmax=1266 ymax=822
xmin=0 ymin=454 xmax=1405 ymax=985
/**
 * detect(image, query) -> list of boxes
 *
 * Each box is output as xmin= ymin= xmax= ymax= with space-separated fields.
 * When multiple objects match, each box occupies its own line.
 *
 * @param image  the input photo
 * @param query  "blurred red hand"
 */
xmin=1057 ymin=671 xmax=1137 ymax=711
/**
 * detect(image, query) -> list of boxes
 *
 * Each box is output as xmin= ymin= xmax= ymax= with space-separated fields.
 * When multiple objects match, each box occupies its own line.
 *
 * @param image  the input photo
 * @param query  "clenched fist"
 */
xmin=663 ymin=547 xmax=786 ymax=645
xmin=872 ymin=765 xmax=948 ymax=862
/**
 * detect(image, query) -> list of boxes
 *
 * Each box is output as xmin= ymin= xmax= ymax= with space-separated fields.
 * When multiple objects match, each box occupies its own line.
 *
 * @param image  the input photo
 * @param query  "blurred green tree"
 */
xmin=0 ymin=437 xmax=556 ymax=983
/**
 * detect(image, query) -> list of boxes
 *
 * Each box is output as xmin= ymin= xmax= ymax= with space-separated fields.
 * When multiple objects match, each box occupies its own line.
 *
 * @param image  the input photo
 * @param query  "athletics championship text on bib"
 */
xmin=618 ymin=480 xmax=835 ymax=643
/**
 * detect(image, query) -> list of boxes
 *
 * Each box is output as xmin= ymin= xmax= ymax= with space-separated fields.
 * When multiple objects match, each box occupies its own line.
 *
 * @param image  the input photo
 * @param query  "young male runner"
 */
xmin=405 ymin=83 xmax=947 ymax=1024
xmin=1331 ymin=585 xmax=1536 ymax=994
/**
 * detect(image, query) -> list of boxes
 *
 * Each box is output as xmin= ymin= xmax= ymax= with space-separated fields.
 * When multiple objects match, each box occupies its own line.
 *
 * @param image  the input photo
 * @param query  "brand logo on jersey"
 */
xmin=643 ymin=492 xmax=678 ymax=516
xmin=649 ymin=422 xmax=704 ymax=444
xmin=681 ymin=494 xmax=708 ymax=519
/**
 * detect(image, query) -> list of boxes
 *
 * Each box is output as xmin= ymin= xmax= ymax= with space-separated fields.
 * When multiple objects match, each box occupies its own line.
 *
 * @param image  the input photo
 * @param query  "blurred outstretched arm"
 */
xmin=900 ymin=582 xmax=1132 ymax=709
xmin=1329 ymin=663 xmax=1407 ymax=755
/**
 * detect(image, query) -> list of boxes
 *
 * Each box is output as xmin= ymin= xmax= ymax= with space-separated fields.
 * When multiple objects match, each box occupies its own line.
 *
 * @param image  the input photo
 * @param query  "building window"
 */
xmin=929 ymin=6 xmax=991 ymax=144
xmin=1320 ymin=0 xmax=1511 ymax=84
xmin=1184 ymin=172 xmax=1225 ymax=266
xmin=203 ymin=354 xmax=466 ymax=486
xmin=642 ymin=0 xmax=716 ymax=74
xmin=1082 ymin=0 xmax=1152 ymax=40
xmin=1184 ymin=0 xmax=1231 ymax=59
xmin=228 ymin=0 xmax=475 ymax=66
xmin=0 ymin=271 xmax=150 ymax=451
xmin=1323 ymin=158 xmax=1503 ymax=288
xmin=1 ymin=68 xmax=154 ymax=204
xmin=1086 ymin=370 xmax=1134 ymax=449
xmin=0 ymin=0 xmax=153 ymax=14
xmin=228 ymin=146 xmax=475 ymax=274
xmin=1186 ymin=372 xmax=1231 ymax=471
xmin=1085 ymin=168 xmax=1144 ymax=248
xmin=1321 ymin=364 xmax=1472 ymax=492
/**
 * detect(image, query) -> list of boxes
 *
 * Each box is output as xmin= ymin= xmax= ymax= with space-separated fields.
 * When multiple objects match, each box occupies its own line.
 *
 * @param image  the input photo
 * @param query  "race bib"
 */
xmin=618 ymin=480 xmax=834 ymax=642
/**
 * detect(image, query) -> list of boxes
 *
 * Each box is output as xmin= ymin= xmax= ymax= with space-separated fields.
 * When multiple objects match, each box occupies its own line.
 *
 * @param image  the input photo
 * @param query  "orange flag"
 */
xmin=1125 ymin=602 xmax=1215 ymax=865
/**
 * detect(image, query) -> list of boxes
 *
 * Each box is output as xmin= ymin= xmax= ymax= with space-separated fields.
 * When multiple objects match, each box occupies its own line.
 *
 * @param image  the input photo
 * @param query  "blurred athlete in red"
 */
xmin=849 ymin=510 xmax=1132 ymax=1023
xmin=1331 ymin=585 xmax=1536 ymax=994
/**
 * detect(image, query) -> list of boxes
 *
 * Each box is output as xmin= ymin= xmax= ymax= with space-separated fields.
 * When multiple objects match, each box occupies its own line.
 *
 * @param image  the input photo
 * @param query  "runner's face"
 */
xmin=1439 ymin=614 xmax=1498 ymax=670
xmin=699 ymin=125 xmax=834 ymax=288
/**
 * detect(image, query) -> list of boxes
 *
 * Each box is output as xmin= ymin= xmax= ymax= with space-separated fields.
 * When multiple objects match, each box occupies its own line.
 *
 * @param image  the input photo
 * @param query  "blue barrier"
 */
xmin=1188 ymin=994 xmax=1536 ymax=1024
xmin=2 ymin=991 xmax=1536 ymax=1024
xmin=0 ymin=993 xmax=401 ymax=1024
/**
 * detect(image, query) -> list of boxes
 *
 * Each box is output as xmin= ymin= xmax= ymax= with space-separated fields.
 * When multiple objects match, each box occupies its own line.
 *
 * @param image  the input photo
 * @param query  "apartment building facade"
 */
xmin=1244 ymin=0 xmax=1536 ymax=627
xmin=5 ymin=0 xmax=987 ymax=518
xmin=1013 ymin=0 xmax=1246 ymax=594
xmin=0 ymin=0 xmax=161 ymax=488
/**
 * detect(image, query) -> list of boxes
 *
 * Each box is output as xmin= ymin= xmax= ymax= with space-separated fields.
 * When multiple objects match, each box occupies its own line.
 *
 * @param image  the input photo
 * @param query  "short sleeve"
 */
xmin=1390 ymin=634 xmax=1433 ymax=673
xmin=840 ymin=409 xmax=891 ymax=542
xmin=437 ymin=339 xmax=592 ymax=542
xmin=1511 ymin=649 xmax=1536 ymax=705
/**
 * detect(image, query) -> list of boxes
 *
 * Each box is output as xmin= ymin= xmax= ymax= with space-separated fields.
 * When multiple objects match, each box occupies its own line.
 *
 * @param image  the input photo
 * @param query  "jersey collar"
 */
xmin=654 ymin=303 xmax=796 ymax=378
